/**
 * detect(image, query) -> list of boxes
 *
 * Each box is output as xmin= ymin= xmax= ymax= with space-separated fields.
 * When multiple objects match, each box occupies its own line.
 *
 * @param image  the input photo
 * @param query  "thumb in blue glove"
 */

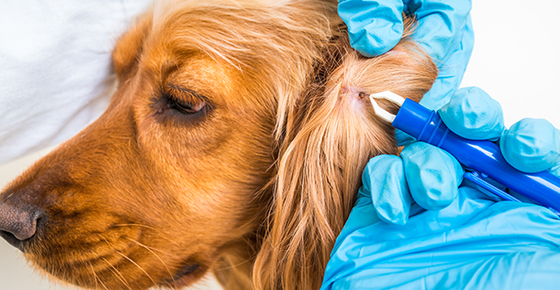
xmin=500 ymin=118 xmax=560 ymax=174
xmin=364 ymin=143 xmax=463 ymax=225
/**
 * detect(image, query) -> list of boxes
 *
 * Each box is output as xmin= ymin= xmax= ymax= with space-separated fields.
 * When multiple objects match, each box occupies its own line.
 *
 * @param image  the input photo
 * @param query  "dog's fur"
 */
xmin=0 ymin=0 xmax=437 ymax=289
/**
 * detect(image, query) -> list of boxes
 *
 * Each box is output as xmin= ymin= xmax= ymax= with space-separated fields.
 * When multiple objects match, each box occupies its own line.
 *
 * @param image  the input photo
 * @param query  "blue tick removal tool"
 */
xmin=369 ymin=91 xmax=560 ymax=215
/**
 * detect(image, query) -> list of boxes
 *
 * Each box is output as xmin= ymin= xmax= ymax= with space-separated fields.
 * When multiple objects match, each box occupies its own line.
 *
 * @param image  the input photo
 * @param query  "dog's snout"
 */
xmin=0 ymin=201 xmax=42 ymax=247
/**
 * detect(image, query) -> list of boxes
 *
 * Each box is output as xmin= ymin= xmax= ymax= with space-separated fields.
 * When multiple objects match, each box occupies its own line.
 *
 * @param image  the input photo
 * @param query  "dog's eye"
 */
xmin=171 ymin=97 xmax=206 ymax=114
xmin=164 ymin=85 xmax=210 ymax=116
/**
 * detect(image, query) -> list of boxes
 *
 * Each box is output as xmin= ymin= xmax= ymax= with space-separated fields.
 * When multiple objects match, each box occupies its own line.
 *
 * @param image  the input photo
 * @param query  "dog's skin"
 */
xmin=0 ymin=0 xmax=437 ymax=289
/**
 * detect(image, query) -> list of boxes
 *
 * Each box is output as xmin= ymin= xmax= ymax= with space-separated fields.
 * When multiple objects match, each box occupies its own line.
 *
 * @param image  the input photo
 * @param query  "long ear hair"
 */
xmin=253 ymin=18 xmax=438 ymax=289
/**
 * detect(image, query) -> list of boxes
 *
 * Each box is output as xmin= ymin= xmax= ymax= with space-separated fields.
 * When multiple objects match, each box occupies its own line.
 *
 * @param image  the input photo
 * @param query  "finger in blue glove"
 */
xmin=400 ymin=142 xmax=463 ymax=210
xmin=500 ymin=118 xmax=560 ymax=173
xmin=338 ymin=0 xmax=404 ymax=57
xmin=362 ymin=155 xmax=411 ymax=225
xmin=439 ymin=86 xmax=505 ymax=140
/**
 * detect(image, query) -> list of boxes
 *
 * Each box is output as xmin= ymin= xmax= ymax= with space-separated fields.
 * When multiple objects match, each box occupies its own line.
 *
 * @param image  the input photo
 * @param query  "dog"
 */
xmin=0 ymin=0 xmax=437 ymax=289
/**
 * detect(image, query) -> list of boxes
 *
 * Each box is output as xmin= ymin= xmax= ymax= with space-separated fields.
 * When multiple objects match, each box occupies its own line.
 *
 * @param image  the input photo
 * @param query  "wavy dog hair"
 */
xmin=0 ymin=0 xmax=436 ymax=289
xmin=245 ymin=5 xmax=437 ymax=290
xmin=254 ymin=31 xmax=437 ymax=290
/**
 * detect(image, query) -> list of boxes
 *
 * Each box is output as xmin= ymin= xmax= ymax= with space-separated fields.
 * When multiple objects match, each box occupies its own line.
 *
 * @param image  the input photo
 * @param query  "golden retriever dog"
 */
xmin=0 ymin=0 xmax=437 ymax=289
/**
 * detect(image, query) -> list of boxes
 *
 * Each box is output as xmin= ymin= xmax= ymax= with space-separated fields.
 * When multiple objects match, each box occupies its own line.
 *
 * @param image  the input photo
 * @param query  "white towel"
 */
xmin=0 ymin=0 xmax=151 ymax=164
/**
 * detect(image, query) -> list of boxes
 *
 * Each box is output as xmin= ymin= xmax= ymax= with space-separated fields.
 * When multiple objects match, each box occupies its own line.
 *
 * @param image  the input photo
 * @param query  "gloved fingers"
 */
xmin=499 ymin=118 xmax=560 ymax=173
xmin=438 ymin=87 xmax=505 ymax=140
xmin=362 ymin=155 xmax=411 ymax=225
xmin=405 ymin=0 xmax=471 ymax=65
xmin=338 ymin=0 xmax=404 ymax=57
xmin=401 ymin=142 xmax=463 ymax=210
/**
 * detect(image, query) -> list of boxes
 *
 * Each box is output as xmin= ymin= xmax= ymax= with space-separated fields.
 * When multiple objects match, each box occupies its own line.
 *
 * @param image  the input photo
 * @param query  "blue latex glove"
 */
xmin=321 ymin=186 xmax=560 ymax=290
xmin=338 ymin=0 xmax=474 ymax=112
xmin=320 ymin=87 xmax=560 ymax=289
xmin=367 ymin=86 xmax=560 ymax=225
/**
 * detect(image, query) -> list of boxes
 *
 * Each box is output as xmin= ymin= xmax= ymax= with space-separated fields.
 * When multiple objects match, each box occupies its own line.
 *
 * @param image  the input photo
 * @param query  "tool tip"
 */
xmin=369 ymin=91 xmax=405 ymax=123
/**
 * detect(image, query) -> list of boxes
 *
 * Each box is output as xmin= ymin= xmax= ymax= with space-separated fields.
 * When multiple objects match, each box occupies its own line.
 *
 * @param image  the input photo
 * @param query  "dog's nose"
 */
xmin=0 ymin=202 xmax=41 ymax=243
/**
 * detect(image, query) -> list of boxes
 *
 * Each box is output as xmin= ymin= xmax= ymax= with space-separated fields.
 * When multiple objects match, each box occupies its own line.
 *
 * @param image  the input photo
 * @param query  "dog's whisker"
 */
xmin=125 ymin=237 xmax=176 ymax=287
xmin=89 ymin=262 xmax=108 ymax=290
xmin=112 ymin=223 xmax=182 ymax=247
xmin=115 ymin=250 xmax=158 ymax=286
xmin=97 ymin=276 xmax=109 ymax=290
xmin=113 ymin=224 xmax=180 ymax=247
xmin=88 ymin=263 xmax=98 ymax=290
xmin=102 ymin=257 xmax=132 ymax=290
xmin=99 ymin=236 xmax=155 ymax=287
xmin=113 ymin=223 xmax=158 ymax=231
xmin=123 ymin=237 xmax=174 ymax=256
xmin=215 ymin=256 xmax=254 ymax=271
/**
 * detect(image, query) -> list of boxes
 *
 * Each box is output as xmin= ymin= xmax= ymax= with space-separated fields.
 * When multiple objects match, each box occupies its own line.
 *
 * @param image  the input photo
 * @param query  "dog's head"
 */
xmin=0 ymin=0 xmax=436 ymax=289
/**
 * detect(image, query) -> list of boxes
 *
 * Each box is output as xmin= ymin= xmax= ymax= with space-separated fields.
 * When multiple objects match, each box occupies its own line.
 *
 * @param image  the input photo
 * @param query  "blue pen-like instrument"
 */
xmin=369 ymin=91 xmax=560 ymax=215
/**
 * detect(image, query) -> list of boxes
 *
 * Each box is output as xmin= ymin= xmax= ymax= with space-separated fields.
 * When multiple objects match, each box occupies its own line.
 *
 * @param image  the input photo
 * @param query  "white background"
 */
xmin=461 ymin=1 xmax=560 ymax=128
xmin=1 ymin=1 xmax=560 ymax=289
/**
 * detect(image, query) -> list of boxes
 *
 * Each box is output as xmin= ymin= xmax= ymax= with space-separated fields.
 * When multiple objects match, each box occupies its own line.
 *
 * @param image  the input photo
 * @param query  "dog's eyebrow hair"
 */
xmin=167 ymin=84 xmax=210 ymax=103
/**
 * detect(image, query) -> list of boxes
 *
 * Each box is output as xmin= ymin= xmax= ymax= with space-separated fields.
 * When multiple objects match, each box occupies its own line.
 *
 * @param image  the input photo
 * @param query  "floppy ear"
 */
xmin=253 ymin=18 xmax=438 ymax=289
xmin=112 ymin=11 xmax=153 ymax=82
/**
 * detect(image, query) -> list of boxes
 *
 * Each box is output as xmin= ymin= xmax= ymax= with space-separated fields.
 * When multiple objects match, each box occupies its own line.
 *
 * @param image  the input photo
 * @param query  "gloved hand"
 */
xmin=338 ymin=0 xmax=474 ymax=112
xmin=320 ymin=87 xmax=560 ymax=289
xmin=321 ymin=185 xmax=560 ymax=290
xmin=367 ymin=87 xmax=560 ymax=225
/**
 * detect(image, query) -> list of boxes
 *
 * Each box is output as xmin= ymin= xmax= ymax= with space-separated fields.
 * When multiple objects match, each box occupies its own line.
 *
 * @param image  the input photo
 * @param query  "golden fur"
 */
xmin=0 ymin=0 xmax=436 ymax=289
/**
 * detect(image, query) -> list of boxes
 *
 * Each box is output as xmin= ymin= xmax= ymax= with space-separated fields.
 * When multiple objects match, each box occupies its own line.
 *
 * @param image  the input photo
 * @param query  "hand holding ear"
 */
xmin=339 ymin=0 xmax=473 ymax=112
xmin=338 ymin=0 xmax=475 ymax=145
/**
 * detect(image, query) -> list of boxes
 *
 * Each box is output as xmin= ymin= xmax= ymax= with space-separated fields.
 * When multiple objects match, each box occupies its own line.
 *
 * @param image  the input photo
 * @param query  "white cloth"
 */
xmin=0 ymin=0 xmax=151 ymax=164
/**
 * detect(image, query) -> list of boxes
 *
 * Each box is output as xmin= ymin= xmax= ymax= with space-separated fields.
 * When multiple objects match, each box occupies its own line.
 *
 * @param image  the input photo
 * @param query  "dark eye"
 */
xmin=171 ymin=97 xmax=206 ymax=114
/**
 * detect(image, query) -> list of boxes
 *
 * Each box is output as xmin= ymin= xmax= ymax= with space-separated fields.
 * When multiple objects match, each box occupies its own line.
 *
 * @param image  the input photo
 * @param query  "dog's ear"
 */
xmin=253 ymin=18 xmax=438 ymax=289
xmin=112 ymin=11 xmax=153 ymax=82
